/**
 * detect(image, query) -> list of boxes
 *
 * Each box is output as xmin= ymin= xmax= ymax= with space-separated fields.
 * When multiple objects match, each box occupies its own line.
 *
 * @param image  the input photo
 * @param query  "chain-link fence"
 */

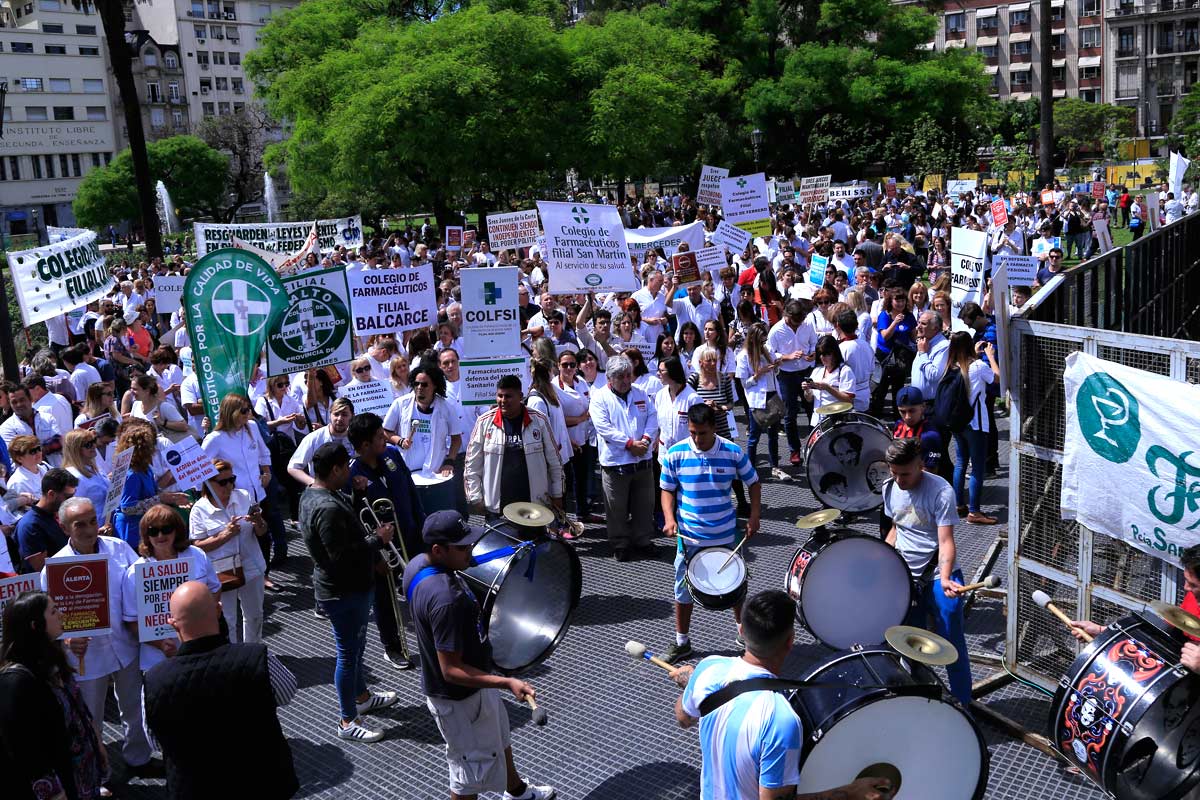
xmin=1007 ymin=213 xmax=1200 ymax=691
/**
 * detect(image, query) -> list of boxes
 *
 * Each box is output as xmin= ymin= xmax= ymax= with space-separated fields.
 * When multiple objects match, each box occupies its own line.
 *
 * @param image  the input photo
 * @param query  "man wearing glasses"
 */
xmin=1035 ymin=247 xmax=1066 ymax=289
xmin=0 ymin=384 xmax=63 ymax=467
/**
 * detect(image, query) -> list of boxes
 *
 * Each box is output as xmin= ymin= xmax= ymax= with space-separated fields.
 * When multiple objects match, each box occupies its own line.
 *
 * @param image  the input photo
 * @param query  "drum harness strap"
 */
xmin=697 ymin=676 xmax=940 ymax=717
xmin=404 ymin=542 xmax=539 ymax=604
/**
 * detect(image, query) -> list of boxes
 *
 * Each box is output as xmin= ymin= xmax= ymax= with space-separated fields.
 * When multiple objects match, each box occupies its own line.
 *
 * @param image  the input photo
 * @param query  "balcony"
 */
xmin=1156 ymin=0 xmax=1200 ymax=9
xmin=1115 ymin=48 xmax=1140 ymax=57
xmin=1109 ymin=1 xmax=1144 ymax=14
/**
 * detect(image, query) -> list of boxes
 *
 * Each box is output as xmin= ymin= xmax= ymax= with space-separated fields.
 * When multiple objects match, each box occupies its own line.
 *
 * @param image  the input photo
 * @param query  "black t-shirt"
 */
xmin=499 ymin=415 xmax=530 ymax=509
xmin=402 ymin=553 xmax=492 ymax=700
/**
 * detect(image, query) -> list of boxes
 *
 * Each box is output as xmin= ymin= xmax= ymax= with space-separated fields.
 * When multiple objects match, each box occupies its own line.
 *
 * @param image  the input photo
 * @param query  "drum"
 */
xmin=784 ymin=533 xmax=913 ymax=649
xmin=412 ymin=469 xmax=456 ymax=514
xmin=790 ymin=647 xmax=988 ymax=799
xmin=458 ymin=523 xmax=583 ymax=674
xmin=803 ymin=412 xmax=893 ymax=512
xmin=1050 ymin=613 xmax=1200 ymax=800
xmin=684 ymin=546 xmax=748 ymax=611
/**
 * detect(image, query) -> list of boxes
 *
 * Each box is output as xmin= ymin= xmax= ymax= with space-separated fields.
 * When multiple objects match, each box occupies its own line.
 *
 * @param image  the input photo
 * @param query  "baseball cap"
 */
xmin=422 ymin=510 xmax=486 ymax=547
xmin=920 ymin=430 xmax=944 ymax=471
xmin=896 ymin=386 xmax=925 ymax=407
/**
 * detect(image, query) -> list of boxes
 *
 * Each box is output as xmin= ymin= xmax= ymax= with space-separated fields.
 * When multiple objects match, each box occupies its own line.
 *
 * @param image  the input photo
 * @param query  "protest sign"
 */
xmin=625 ymin=222 xmax=706 ymax=264
xmin=696 ymin=246 xmax=728 ymax=283
xmin=266 ymin=266 xmax=354 ymax=375
xmin=486 ymin=209 xmax=540 ymax=252
xmin=1092 ymin=181 xmax=1106 ymax=200
xmin=162 ymin=438 xmax=219 ymax=491
xmin=460 ymin=357 xmax=528 ymax=407
xmin=885 ymin=180 xmax=898 ymax=200
xmin=990 ymin=199 xmax=1008 ymax=227
xmin=711 ymin=220 xmax=753 ymax=253
xmin=828 ymin=183 xmax=872 ymax=202
xmin=996 ymin=254 xmax=1038 ymax=286
xmin=720 ymin=173 xmax=772 ymax=237
xmin=798 ymin=175 xmax=832 ymax=206
xmin=44 ymin=554 xmax=111 ymax=639
xmin=0 ymin=574 xmax=40 ymax=635
xmin=154 ymin=275 xmax=186 ymax=315
xmin=231 ymin=224 xmax=319 ymax=274
xmin=460 ymin=267 xmax=522 ymax=359
xmin=338 ymin=379 xmax=393 ymax=417
xmin=950 ymin=227 xmax=987 ymax=332
xmin=135 ymin=557 xmax=191 ymax=642
xmin=1171 ymin=151 xmax=1191 ymax=200
xmin=103 ymin=448 xmax=134 ymax=524
xmin=194 ymin=217 xmax=362 ymax=257
xmin=464 ymin=229 xmax=477 ymax=249
xmin=446 ymin=226 xmax=464 ymax=252
xmin=671 ymin=252 xmax=702 ymax=287
xmin=775 ymin=180 xmax=796 ymax=204
xmin=766 ymin=179 xmax=777 ymax=204
xmin=808 ymin=254 xmax=829 ymax=287
xmin=346 ymin=266 xmax=438 ymax=337
xmin=947 ymin=179 xmax=977 ymax=196
xmin=697 ymin=165 xmax=729 ymax=206
xmin=1093 ymin=215 xmax=1114 ymax=254
xmin=1040 ymin=190 xmax=1056 ymax=206
xmin=5 ymin=228 xmax=112 ymax=326
xmin=645 ymin=182 xmax=661 ymax=198
xmin=538 ymin=201 xmax=637 ymax=294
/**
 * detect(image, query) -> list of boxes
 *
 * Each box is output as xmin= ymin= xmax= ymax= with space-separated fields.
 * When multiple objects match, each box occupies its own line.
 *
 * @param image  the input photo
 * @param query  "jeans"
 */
xmin=953 ymin=428 xmax=988 ymax=513
xmin=905 ymin=569 xmax=972 ymax=709
xmin=776 ymin=369 xmax=810 ymax=454
xmin=565 ymin=443 xmax=592 ymax=515
xmin=746 ymin=401 xmax=781 ymax=469
xmin=323 ymin=590 xmax=372 ymax=721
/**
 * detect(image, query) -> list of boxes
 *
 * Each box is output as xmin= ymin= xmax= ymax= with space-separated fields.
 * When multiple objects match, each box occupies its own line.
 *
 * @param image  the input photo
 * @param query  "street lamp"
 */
xmin=751 ymin=128 xmax=764 ymax=173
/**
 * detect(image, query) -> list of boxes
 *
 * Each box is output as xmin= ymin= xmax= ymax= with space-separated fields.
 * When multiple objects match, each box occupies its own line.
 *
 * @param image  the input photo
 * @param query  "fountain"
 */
xmin=264 ymin=172 xmax=280 ymax=223
xmin=155 ymin=180 xmax=178 ymax=235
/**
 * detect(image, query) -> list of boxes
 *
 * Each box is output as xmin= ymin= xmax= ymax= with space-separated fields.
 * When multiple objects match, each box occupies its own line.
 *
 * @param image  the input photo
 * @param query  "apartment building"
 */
xmin=0 ymin=0 xmax=118 ymax=234
xmin=1106 ymin=0 xmax=1200 ymax=136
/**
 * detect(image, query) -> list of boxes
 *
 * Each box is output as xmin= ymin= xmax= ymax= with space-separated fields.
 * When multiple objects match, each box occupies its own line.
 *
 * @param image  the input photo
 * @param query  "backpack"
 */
xmin=934 ymin=365 xmax=973 ymax=434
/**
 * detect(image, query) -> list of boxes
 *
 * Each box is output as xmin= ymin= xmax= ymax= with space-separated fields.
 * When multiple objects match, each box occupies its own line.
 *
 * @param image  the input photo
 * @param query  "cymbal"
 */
xmin=795 ymin=508 xmax=842 ymax=529
xmin=502 ymin=502 xmax=555 ymax=528
xmin=1150 ymin=601 xmax=1200 ymax=637
xmin=885 ymin=625 xmax=960 ymax=666
xmin=814 ymin=401 xmax=853 ymax=416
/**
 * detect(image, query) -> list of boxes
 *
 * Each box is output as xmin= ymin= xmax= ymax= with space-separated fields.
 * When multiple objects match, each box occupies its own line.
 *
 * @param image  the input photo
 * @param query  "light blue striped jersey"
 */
xmin=681 ymin=655 xmax=803 ymax=800
xmin=660 ymin=435 xmax=758 ymax=545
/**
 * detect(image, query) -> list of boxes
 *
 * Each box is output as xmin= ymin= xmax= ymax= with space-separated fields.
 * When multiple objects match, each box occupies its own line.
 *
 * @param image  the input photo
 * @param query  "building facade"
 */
xmin=1105 ymin=0 xmax=1200 ymax=136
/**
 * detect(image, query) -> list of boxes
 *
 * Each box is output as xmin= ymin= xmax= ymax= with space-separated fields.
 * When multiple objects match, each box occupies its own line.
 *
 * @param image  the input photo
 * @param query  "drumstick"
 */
xmin=960 ymin=575 xmax=1001 ymax=593
xmin=625 ymin=640 xmax=675 ymax=672
xmin=1032 ymin=590 xmax=1092 ymax=643
xmin=526 ymin=697 xmax=548 ymax=726
xmin=717 ymin=536 xmax=749 ymax=574
xmin=677 ymin=533 xmax=703 ymax=545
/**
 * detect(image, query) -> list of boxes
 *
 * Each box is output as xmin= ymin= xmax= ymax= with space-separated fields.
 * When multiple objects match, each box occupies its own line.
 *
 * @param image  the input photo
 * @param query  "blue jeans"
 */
xmin=323 ymin=591 xmax=371 ymax=721
xmin=953 ymin=428 xmax=988 ymax=513
xmin=905 ymin=569 xmax=972 ymax=709
xmin=747 ymin=400 xmax=781 ymax=469
xmin=776 ymin=369 xmax=809 ymax=454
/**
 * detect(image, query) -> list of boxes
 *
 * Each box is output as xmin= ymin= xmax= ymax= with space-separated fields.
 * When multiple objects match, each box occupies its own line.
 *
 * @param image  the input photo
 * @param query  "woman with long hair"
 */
xmin=926 ymin=236 xmax=949 ymax=284
xmin=653 ymin=331 xmax=679 ymax=372
xmin=0 ymin=591 xmax=104 ymax=799
xmin=555 ymin=349 xmax=594 ymax=520
xmin=755 ymin=267 xmax=785 ymax=326
xmin=201 ymin=393 xmax=272 ymax=507
xmin=388 ymin=355 xmax=412 ymax=400
xmin=947 ymin=332 xmax=1000 ymax=525
xmin=694 ymin=318 xmax=734 ymax=377
xmin=736 ymin=323 xmax=785 ymax=479
xmin=62 ymin=430 xmax=109 ymax=518
xmin=677 ymin=322 xmax=702 ymax=369
xmin=869 ymin=288 xmax=917 ymax=418
xmin=130 ymin=374 xmax=190 ymax=442
xmin=691 ymin=344 xmax=750 ymax=514
xmin=526 ymin=357 xmax=573 ymax=473
xmin=112 ymin=419 xmax=188 ymax=549
xmin=908 ymin=282 xmax=931 ymax=317
xmin=302 ymin=368 xmax=336 ymax=431
xmin=75 ymin=382 xmax=121 ymax=429
xmin=655 ymin=356 xmax=701 ymax=454
xmin=932 ymin=290 xmax=954 ymax=334
xmin=623 ymin=347 xmax=663 ymax=398
xmin=803 ymin=335 xmax=856 ymax=425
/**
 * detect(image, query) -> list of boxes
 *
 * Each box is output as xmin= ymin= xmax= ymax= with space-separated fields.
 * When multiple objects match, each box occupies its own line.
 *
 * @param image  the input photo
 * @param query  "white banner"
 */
xmin=711 ymin=220 xmax=753 ymax=253
xmin=104 ymin=448 xmax=134 ymax=524
xmin=345 ymin=266 xmax=438 ymax=337
xmin=950 ymin=227 xmax=987 ymax=332
xmin=720 ymin=173 xmax=772 ymax=237
xmin=775 ymin=180 xmax=796 ymax=204
xmin=798 ymin=175 xmax=832 ymax=206
xmin=266 ymin=266 xmax=355 ymax=375
xmin=1062 ymin=352 xmax=1200 ymax=566
xmin=697 ymin=165 xmax=728 ymax=206
xmin=5 ymin=228 xmax=112 ymax=326
xmin=537 ymin=201 xmax=637 ymax=294
xmin=625 ymin=221 xmax=706 ymax=264
xmin=995 ymin=254 xmax=1038 ymax=287
xmin=135 ymin=557 xmax=191 ymax=642
xmin=460 ymin=357 xmax=529 ymax=407
xmin=1170 ymin=151 xmax=1190 ymax=202
xmin=337 ymin=380 xmax=393 ymax=417
xmin=193 ymin=216 xmax=363 ymax=257
xmin=233 ymin=223 xmax=319 ymax=274
xmin=460 ymin=268 xmax=522 ymax=360
xmin=485 ymin=209 xmax=540 ymax=252
xmin=0 ymin=574 xmax=40 ymax=634
xmin=947 ymin=179 xmax=978 ymax=196
xmin=161 ymin=437 xmax=219 ymax=491
xmin=153 ymin=275 xmax=187 ymax=315
xmin=828 ymin=183 xmax=872 ymax=202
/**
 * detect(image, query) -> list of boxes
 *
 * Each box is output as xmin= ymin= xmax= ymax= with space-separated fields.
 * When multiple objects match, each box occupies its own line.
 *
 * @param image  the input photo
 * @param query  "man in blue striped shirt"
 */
xmin=660 ymin=403 xmax=760 ymax=663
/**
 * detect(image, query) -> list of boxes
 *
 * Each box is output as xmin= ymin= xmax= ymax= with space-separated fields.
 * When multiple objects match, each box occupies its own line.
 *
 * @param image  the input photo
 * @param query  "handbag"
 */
xmin=212 ymin=552 xmax=245 ymax=592
xmin=262 ymin=402 xmax=299 ymax=469
xmin=752 ymin=392 xmax=785 ymax=429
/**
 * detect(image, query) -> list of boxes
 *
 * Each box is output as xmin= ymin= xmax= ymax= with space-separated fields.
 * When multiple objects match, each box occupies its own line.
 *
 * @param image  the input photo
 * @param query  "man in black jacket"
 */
xmin=143 ymin=582 xmax=298 ymax=800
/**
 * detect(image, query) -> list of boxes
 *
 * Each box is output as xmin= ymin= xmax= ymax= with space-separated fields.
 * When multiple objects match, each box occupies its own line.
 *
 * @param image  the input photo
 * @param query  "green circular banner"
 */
xmin=1076 ymin=371 xmax=1141 ymax=464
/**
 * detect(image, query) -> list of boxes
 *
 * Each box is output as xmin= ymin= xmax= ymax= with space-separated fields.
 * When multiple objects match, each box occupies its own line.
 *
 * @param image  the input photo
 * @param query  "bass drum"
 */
xmin=784 ymin=533 xmax=914 ymax=650
xmin=459 ymin=522 xmax=583 ymax=674
xmin=790 ymin=647 xmax=988 ymax=800
xmin=1050 ymin=613 xmax=1200 ymax=800
xmin=803 ymin=412 xmax=893 ymax=512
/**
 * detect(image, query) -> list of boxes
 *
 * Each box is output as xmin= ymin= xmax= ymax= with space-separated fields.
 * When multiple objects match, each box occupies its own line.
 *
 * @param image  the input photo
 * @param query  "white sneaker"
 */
xmin=356 ymin=690 xmax=399 ymax=715
xmin=337 ymin=718 xmax=383 ymax=743
xmin=504 ymin=781 xmax=557 ymax=800
xmin=770 ymin=467 xmax=792 ymax=481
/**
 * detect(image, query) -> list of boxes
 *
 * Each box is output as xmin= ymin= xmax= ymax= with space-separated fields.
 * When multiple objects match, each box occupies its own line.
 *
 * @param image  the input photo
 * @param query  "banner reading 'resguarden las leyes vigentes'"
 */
xmin=184 ymin=249 xmax=289 ymax=424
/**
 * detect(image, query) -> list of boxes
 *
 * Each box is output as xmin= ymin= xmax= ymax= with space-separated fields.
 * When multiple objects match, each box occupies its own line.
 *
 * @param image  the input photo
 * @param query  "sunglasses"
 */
xmin=23 ymin=446 xmax=42 ymax=454
xmin=354 ymin=366 xmax=371 ymax=374
xmin=1048 ymin=255 xmax=1062 ymax=259
xmin=240 ymin=407 xmax=252 ymax=414
xmin=560 ymin=362 xmax=577 ymax=368
xmin=145 ymin=525 xmax=176 ymax=538
xmin=213 ymin=476 xmax=237 ymax=487
xmin=82 ymin=440 xmax=97 ymax=448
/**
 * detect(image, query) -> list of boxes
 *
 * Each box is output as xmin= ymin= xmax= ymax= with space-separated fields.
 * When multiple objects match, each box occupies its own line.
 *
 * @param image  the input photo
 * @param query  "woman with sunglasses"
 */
xmin=122 ymin=504 xmax=220 ymax=670
xmin=256 ymin=375 xmax=307 ymax=446
xmin=346 ymin=356 xmax=384 ymax=390
xmin=112 ymin=419 xmax=190 ymax=550
xmin=4 ymin=435 xmax=46 ymax=518
xmin=807 ymin=288 xmax=837 ymax=336
xmin=201 ymin=393 xmax=272 ymax=509
xmin=555 ymin=349 xmax=595 ymax=520
xmin=190 ymin=459 xmax=268 ymax=643
xmin=62 ymin=430 xmax=109 ymax=519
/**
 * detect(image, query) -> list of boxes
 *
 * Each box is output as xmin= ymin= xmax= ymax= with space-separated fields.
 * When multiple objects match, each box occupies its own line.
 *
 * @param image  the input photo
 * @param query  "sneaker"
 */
xmin=734 ymin=633 xmax=745 ymax=650
xmin=356 ymin=690 xmax=399 ymax=715
xmin=337 ymin=718 xmax=384 ymax=743
xmin=505 ymin=781 xmax=557 ymax=800
xmin=664 ymin=641 xmax=694 ymax=665
xmin=383 ymin=647 xmax=415 ymax=670
xmin=613 ymin=549 xmax=631 ymax=563
xmin=966 ymin=512 xmax=999 ymax=525
xmin=313 ymin=604 xmax=329 ymax=620
xmin=789 ymin=450 xmax=801 ymax=466
xmin=771 ymin=467 xmax=792 ymax=481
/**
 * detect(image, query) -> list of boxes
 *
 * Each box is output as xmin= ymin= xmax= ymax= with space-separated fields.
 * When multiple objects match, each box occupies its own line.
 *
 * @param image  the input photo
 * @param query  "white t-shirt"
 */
xmin=807 ymin=363 xmax=855 ymax=425
xmin=402 ymin=406 xmax=435 ymax=472
xmin=882 ymin=472 xmax=960 ymax=578
xmin=288 ymin=426 xmax=352 ymax=476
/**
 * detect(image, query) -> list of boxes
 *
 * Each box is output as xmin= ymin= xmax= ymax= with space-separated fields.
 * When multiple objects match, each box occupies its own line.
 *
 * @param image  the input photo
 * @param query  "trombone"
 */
xmin=360 ymin=497 xmax=409 ymax=570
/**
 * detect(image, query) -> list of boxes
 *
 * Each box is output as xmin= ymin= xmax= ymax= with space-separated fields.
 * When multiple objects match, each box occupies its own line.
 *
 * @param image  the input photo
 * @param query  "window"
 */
xmin=232 ymin=77 xmax=244 ymax=93
xmin=147 ymin=83 xmax=161 ymax=103
xmin=222 ymin=3 xmax=235 ymax=18
xmin=91 ymin=153 xmax=101 ymax=168
xmin=1010 ymin=9 xmax=1031 ymax=25
xmin=1011 ymin=70 xmax=1032 ymax=86
xmin=233 ymin=101 xmax=244 ymax=113
xmin=0 ymin=159 xmax=6 ymax=181
xmin=58 ymin=154 xmax=68 ymax=176
xmin=194 ymin=24 xmax=206 ymax=38
xmin=218 ymin=101 xmax=230 ymax=115
xmin=31 ymin=156 xmax=42 ymax=180
xmin=48 ymin=78 xmax=71 ymax=92
xmin=946 ymin=12 xmax=965 ymax=32
xmin=143 ymin=48 xmax=158 ymax=66
xmin=52 ymin=106 xmax=74 ymax=120
xmin=76 ymin=24 xmax=97 ymax=34
xmin=1081 ymin=66 xmax=1101 ymax=80
xmin=11 ymin=42 xmax=33 ymax=53
xmin=215 ymin=76 xmax=228 ymax=90
xmin=1051 ymin=33 xmax=1066 ymax=51
xmin=202 ymin=102 xmax=215 ymax=116
xmin=42 ymin=23 xmax=63 ymax=33
xmin=191 ymin=0 xmax=204 ymax=15
xmin=228 ymin=52 xmax=240 ymax=65
xmin=168 ymin=81 xmax=180 ymax=101
xmin=150 ymin=107 xmax=165 ymax=128
xmin=19 ymin=78 xmax=43 ymax=92
xmin=213 ymin=51 xmax=225 ymax=65
xmin=39 ymin=0 xmax=59 ymax=9
xmin=79 ymin=46 xmax=99 ymax=55
xmin=44 ymin=45 xmax=66 ymax=54
xmin=172 ymin=109 xmax=184 ymax=127
xmin=1080 ymin=89 xmax=1100 ymax=103
xmin=1051 ymin=4 xmax=1065 ymax=21
xmin=43 ymin=155 xmax=55 ymax=179
xmin=71 ymin=154 xmax=81 ymax=177
xmin=199 ymin=78 xmax=212 ymax=92
xmin=86 ymin=106 xmax=106 ymax=120
xmin=1118 ymin=27 xmax=1137 ymax=54
xmin=1117 ymin=63 xmax=1140 ymax=94
xmin=1081 ymin=26 xmax=1101 ymax=48
xmin=1012 ymin=40 xmax=1032 ymax=56
xmin=196 ymin=50 xmax=209 ymax=64
xmin=83 ymin=78 xmax=103 ymax=93
xmin=977 ymin=15 xmax=998 ymax=32
xmin=164 ymin=51 xmax=179 ymax=69
xmin=1052 ymin=66 xmax=1066 ymax=82
xmin=226 ymin=25 xmax=238 ymax=39
xmin=9 ymin=157 xmax=20 ymax=180
xmin=1 ymin=107 xmax=9 ymax=121
xmin=25 ymin=106 xmax=48 ymax=121
xmin=978 ymin=44 xmax=999 ymax=58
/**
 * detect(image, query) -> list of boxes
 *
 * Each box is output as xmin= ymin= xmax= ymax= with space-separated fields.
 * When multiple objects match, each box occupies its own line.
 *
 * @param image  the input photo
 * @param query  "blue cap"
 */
xmin=896 ymin=386 xmax=925 ymax=407
xmin=422 ymin=510 xmax=486 ymax=547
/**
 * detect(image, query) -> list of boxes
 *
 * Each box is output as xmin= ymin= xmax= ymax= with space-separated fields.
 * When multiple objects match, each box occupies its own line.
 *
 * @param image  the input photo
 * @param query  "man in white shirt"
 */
xmin=670 ymin=283 xmax=718 ymax=342
xmin=26 ymin=374 xmax=73 ymax=438
xmin=834 ymin=309 xmax=873 ymax=413
xmin=1 ymin=384 xmax=63 ymax=466
xmin=45 ymin=313 xmax=72 ymax=356
xmin=63 ymin=345 xmax=102 ymax=401
xmin=367 ymin=339 xmax=398 ymax=383
xmin=1165 ymin=192 xmax=1186 ymax=225
xmin=288 ymin=398 xmax=355 ymax=487
xmin=632 ymin=269 xmax=670 ymax=343
xmin=766 ymin=300 xmax=816 ymax=466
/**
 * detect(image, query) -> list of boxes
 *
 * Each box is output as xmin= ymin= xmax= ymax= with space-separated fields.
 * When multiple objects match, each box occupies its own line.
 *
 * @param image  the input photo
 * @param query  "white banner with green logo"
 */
xmin=265 ymin=266 xmax=354 ymax=376
xmin=183 ymin=248 xmax=289 ymax=424
xmin=460 ymin=267 xmax=521 ymax=359
xmin=1061 ymin=351 xmax=1200 ymax=566
xmin=538 ymin=201 xmax=637 ymax=294
xmin=5 ymin=228 xmax=113 ymax=325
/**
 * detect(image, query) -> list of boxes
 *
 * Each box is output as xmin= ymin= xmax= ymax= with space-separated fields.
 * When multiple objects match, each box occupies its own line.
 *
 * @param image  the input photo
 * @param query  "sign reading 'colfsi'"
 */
xmin=1061 ymin=351 xmax=1200 ymax=566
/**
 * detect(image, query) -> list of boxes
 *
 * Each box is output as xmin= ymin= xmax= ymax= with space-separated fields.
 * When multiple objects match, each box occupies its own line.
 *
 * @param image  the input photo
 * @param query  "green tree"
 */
xmin=1052 ymin=98 xmax=1135 ymax=164
xmin=1166 ymin=83 xmax=1200 ymax=183
xmin=73 ymin=136 xmax=229 ymax=228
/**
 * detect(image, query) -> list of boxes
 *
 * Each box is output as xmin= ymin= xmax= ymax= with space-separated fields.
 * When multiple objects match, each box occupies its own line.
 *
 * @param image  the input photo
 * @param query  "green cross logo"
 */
xmin=736 ymin=178 xmax=747 ymax=188
xmin=483 ymin=282 xmax=501 ymax=305
xmin=270 ymin=284 xmax=349 ymax=364
xmin=212 ymin=279 xmax=273 ymax=337
xmin=571 ymin=206 xmax=589 ymax=224
xmin=1076 ymin=372 xmax=1140 ymax=463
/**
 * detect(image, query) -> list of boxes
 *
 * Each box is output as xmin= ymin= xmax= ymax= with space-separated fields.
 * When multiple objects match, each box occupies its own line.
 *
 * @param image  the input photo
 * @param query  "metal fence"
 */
xmin=1006 ymin=214 xmax=1200 ymax=691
